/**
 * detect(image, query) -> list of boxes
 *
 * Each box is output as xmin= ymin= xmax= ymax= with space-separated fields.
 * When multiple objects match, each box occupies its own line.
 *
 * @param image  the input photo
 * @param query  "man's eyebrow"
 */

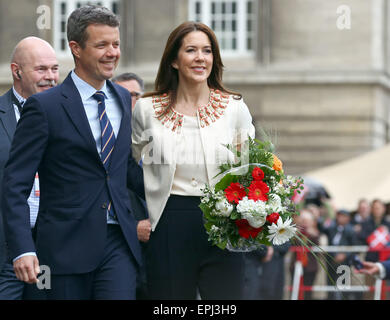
xmin=95 ymin=40 xmax=108 ymax=45
xmin=35 ymin=64 xmax=60 ymax=69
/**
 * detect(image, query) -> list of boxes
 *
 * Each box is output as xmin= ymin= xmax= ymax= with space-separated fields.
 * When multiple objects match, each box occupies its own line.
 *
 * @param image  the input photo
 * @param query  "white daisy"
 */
xmin=267 ymin=217 xmax=296 ymax=245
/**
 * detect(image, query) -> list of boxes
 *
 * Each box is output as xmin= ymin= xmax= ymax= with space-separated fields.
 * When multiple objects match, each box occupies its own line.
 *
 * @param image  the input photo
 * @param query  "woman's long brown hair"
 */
xmin=143 ymin=21 xmax=241 ymax=105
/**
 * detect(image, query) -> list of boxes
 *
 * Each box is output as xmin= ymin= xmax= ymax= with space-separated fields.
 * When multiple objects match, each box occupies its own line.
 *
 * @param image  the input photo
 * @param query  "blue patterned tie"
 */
xmin=92 ymin=91 xmax=116 ymax=170
xmin=92 ymin=91 xmax=116 ymax=220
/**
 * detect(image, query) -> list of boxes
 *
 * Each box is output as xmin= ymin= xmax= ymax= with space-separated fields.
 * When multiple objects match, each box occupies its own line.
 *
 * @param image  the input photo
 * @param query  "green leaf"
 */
xmin=214 ymin=173 xmax=239 ymax=192
xmin=204 ymin=221 xmax=214 ymax=232
xmin=230 ymin=210 xmax=239 ymax=220
xmin=216 ymin=240 xmax=227 ymax=250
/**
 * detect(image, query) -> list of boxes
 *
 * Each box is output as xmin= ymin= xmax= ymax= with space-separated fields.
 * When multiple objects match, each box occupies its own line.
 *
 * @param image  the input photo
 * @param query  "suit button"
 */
xmin=101 ymin=203 xmax=107 ymax=209
xmin=106 ymin=175 xmax=110 ymax=181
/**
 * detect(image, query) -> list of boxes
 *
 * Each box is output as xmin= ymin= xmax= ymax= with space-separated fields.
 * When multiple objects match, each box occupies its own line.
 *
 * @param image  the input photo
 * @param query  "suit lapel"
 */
xmin=107 ymin=81 xmax=131 ymax=169
xmin=0 ymin=89 xmax=17 ymax=141
xmin=60 ymin=73 xmax=103 ymax=166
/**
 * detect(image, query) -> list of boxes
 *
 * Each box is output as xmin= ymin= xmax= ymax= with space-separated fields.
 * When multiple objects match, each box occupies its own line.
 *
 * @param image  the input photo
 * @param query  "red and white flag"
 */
xmin=367 ymin=226 xmax=390 ymax=251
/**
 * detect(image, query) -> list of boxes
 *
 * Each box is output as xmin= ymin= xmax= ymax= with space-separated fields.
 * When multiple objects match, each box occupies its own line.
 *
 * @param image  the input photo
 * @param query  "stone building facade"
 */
xmin=0 ymin=0 xmax=389 ymax=175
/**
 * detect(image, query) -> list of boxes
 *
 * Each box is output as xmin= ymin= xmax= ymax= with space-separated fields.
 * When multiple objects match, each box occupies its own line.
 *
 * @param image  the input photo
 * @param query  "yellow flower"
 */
xmin=273 ymin=154 xmax=283 ymax=172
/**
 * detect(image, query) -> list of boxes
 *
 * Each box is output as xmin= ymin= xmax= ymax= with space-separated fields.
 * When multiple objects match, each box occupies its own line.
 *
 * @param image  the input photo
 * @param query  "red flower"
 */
xmin=235 ymin=219 xmax=263 ymax=239
xmin=252 ymin=167 xmax=265 ymax=181
xmin=248 ymin=180 xmax=269 ymax=202
xmin=266 ymin=212 xmax=280 ymax=224
xmin=225 ymin=182 xmax=246 ymax=204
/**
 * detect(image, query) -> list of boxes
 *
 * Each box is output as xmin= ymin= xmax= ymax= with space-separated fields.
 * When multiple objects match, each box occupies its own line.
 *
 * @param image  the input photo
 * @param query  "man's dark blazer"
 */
xmin=0 ymin=89 xmax=17 ymax=272
xmin=323 ymin=222 xmax=357 ymax=256
xmin=383 ymin=260 xmax=390 ymax=280
xmin=2 ymin=72 xmax=145 ymax=275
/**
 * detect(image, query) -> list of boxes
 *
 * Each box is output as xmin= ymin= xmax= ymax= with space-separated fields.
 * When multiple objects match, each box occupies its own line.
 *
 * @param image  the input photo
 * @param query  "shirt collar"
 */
xmin=71 ymin=70 xmax=110 ymax=102
xmin=12 ymin=86 xmax=26 ymax=105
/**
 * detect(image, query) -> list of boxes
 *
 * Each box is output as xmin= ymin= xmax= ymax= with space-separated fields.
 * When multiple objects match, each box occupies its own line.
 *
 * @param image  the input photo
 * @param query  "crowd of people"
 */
xmin=242 ymin=194 xmax=390 ymax=300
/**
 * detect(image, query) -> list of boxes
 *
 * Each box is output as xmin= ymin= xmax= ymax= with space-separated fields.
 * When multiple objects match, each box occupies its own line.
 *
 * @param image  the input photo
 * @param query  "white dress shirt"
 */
xmin=171 ymin=115 xmax=208 ymax=196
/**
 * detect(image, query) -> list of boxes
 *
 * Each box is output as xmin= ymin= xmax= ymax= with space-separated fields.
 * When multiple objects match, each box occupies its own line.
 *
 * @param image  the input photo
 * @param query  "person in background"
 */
xmin=357 ymin=199 xmax=390 ymax=299
xmin=290 ymin=209 xmax=320 ymax=300
xmin=351 ymin=198 xmax=371 ymax=236
xmin=112 ymin=72 xmax=144 ymax=110
xmin=321 ymin=209 xmax=357 ymax=300
xmin=258 ymin=243 xmax=290 ymax=300
xmin=112 ymin=72 xmax=150 ymax=242
xmin=132 ymin=21 xmax=255 ymax=299
xmin=358 ymin=199 xmax=390 ymax=261
xmin=0 ymin=36 xmax=59 ymax=300
xmin=385 ymin=202 xmax=390 ymax=224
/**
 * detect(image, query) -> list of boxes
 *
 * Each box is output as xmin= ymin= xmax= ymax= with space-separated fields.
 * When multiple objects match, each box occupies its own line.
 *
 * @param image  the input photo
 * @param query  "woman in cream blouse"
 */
xmin=132 ymin=21 xmax=255 ymax=299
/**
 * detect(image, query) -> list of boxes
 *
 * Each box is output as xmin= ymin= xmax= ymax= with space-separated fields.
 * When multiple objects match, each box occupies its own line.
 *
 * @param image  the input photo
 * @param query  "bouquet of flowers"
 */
xmin=200 ymin=137 xmax=304 ymax=251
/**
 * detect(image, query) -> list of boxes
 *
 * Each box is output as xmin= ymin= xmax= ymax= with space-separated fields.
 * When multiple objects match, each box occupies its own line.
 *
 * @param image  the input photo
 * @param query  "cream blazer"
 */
xmin=131 ymin=90 xmax=255 ymax=231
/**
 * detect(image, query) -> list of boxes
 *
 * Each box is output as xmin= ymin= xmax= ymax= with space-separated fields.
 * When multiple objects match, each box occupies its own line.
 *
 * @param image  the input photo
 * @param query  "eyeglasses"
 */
xmin=130 ymin=91 xmax=142 ymax=99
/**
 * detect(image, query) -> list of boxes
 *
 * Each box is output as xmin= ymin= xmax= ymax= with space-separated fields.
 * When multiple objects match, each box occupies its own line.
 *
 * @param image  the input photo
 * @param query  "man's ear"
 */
xmin=68 ymin=41 xmax=81 ymax=59
xmin=11 ymin=63 xmax=21 ymax=80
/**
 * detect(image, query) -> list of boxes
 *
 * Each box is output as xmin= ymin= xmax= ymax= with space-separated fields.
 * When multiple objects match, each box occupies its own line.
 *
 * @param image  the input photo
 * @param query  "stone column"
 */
xmin=256 ymin=0 xmax=271 ymax=66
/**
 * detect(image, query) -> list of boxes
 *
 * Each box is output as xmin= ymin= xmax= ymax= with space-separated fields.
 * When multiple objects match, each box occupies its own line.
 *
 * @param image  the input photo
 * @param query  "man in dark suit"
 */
xmin=0 ymin=37 xmax=59 ymax=299
xmin=2 ymin=5 xmax=144 ymax=299
xmin=321 ymin=209 xmax=358 ymax=300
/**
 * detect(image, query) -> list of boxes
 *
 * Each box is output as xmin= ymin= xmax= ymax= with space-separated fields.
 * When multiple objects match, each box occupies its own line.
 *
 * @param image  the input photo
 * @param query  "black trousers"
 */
xmin=145 ymin=195 xmax=244 ymax=300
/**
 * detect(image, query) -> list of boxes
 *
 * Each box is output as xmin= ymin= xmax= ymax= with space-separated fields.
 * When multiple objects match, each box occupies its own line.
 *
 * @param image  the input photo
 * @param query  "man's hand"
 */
xmin=13 ymin=255 xmax=40 ymax=284
xmin=355 ymin=261 xmax=380 ymax=277
xmin=137 ymin=219 xmax=151 ymax=242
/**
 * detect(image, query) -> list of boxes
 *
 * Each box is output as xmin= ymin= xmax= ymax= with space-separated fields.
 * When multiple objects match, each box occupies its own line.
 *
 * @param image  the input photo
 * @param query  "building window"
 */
xmin=53 ymin=0 xmax=119 ymax=56
xmin=189 ymin=0 xmax=256 ymax=57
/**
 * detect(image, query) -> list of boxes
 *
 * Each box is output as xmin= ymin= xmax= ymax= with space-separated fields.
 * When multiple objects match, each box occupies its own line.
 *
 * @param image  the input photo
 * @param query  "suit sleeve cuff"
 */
xmin=13 ymin=252 xmax=37 ymax=263
xmin=375 ymin=262 xmax=386 ymax=279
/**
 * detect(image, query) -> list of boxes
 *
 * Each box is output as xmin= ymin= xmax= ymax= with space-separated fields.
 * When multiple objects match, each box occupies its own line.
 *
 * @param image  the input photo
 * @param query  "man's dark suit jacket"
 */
xmin=323 ymin=222 xmax=357 ymax=249
xmin=0 ymin=89 xmax=17 ymax=272
xmin=383 ymin=260 xmax=390 ymax=280
xmin=2 ymin=73 xmax=145 ymax=275
xmin=128 ymin=190 xmax=148 ymax=222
